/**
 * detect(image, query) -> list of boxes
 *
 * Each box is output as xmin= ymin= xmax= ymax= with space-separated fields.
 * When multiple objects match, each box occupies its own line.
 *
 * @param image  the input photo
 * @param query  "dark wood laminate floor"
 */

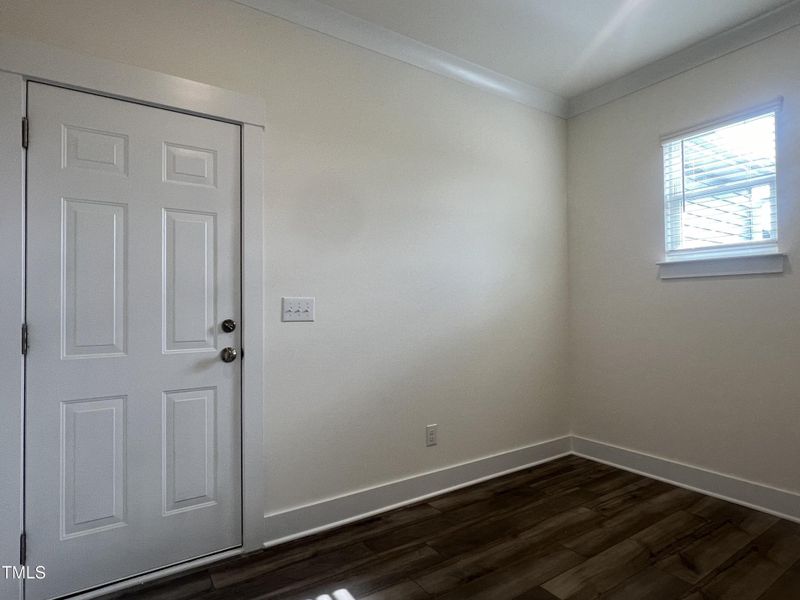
xmin=101 ymin=456 xmax=800 ymax=600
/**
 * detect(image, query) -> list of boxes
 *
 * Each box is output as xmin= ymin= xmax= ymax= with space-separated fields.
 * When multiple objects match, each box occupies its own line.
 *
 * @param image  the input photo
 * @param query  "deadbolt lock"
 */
xmin=221 ymin=319 xmax=237 ymax=333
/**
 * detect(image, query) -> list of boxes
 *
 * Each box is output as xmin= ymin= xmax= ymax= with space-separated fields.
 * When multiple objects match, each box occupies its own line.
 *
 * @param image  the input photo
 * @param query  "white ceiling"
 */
xmin=313 ymin=0 xmax=791 ymax=98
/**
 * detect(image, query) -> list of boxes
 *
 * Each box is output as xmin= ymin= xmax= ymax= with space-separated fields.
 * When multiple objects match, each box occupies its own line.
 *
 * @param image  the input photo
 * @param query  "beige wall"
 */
xmin=0 ymin=0 xmax=569 ymax=513
xmin=14 ymin=0 xmax=791 ymax=522
xmin=568 ymin=26 xmax=800 ymax=494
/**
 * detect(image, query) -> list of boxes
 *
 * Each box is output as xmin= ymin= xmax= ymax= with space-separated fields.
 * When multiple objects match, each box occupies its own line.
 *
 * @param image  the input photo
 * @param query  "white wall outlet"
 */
xmin=426 ymin=424 xmax=438 ymax=447
xmin=282 ymin=297 xmax=315 ymax=322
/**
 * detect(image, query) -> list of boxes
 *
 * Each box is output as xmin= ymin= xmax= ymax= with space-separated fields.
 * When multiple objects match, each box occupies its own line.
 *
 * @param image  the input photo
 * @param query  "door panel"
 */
xmin=61 ymin=396 xmax=127 ymax=538
xmin=62 ymin=198 xmax=127 ymax=358
xmin=25 ymin=83 xmax=242 ymax=600
xmin=163 ymin=387 xmax=218 ymax=514
xmin=163 ymin=209 xmax=217 ymax=352
xmin=163 ymin=142 xmax=216 ymax=187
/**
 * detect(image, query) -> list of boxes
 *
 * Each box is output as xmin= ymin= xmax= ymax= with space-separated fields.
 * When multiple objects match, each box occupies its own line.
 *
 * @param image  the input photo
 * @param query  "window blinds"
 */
xmin=663 ymin=110 xmax=777 ymax=257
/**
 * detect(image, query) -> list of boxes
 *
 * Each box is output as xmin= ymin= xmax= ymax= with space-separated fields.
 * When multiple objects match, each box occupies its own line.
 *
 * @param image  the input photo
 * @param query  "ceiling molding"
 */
xmin=236 ymin=0 xmax=800 ymax=121
xmin=568 ymin=0 xmax=800 ymax=117
xmin=234 ymin=0 xmax=568 ymax=118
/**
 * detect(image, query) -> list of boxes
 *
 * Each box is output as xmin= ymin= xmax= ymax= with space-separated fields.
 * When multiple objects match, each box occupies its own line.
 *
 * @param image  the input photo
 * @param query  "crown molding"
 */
xmin=234 ymin=0 xmax=800 ymax=121
xmin=233 ymin=0 xmax=568 ymax=118
xmin=568 ymin=0 xmax=800 ymax=117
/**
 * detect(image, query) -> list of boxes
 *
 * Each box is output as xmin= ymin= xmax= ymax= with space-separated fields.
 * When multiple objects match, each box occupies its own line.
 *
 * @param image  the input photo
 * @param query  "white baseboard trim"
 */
xmin=262 ymin=434 xmax=799 ymax=549
xmin=69 ymin=434 xmax=799 ymax=598
xmin=263 ymin=436 xmax=572 ymax=546
xmin=572 ymin=436 xmax=800 ymax=524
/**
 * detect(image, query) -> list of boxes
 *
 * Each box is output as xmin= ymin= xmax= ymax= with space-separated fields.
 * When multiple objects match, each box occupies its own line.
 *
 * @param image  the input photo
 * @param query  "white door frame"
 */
xmin=0 ymin=34 xmax=266 ymax=599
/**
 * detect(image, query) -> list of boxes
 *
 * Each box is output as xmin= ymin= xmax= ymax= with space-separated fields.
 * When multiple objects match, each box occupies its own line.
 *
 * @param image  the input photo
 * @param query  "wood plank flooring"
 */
xmin=100 ymin=456 xmax=800 ymax=600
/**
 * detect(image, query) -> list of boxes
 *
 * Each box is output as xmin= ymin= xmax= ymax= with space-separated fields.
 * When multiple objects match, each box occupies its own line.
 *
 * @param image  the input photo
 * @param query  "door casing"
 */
xmin=0 ymin=34 xmax=266 ymax=600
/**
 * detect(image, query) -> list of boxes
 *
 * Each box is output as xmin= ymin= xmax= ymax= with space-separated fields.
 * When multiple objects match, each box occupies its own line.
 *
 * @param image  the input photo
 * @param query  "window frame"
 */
xmin=660 ymin=99 xmax=782 ymax=264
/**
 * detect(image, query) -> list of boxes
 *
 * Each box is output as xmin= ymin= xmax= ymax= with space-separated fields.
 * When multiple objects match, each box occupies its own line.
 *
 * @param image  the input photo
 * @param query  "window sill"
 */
xmin=658 ymin=253 xmax=786 ymax=279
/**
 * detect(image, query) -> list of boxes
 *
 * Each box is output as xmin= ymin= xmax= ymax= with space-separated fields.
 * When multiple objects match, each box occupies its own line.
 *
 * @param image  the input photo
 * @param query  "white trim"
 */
xmin=233 ymin=0 xmax=800 ymax=119
xmin=32 ymin=434 xmax=797 ymax=596
xmin=263 ymin=434 xmax=800 ymax=550
xmin=572 ymin=436 xmax=800 ymax=523
xmin=234 ymin=0 xmax=568 ymax=118
xmin=0 ymin=35 xmax=266 ymax=127
xmin=568 ymin=1 xmax=800 ymax=117
xmin=0 ymin=37 xmax=266 ymax=600
xmin=240 ymin=124 xmax=267 ymax=552
xmin=263 ymin=436 xmax=572 ymax=545
xmin=0 ymin=71 xmax=24 ymax=600
xmin=663 ymin=242 xmax=780 ymax=263
xmin=660 ymin=98 xmax=783 ymax=144
xmin=658 ymin=252 xmax=786 ymax=279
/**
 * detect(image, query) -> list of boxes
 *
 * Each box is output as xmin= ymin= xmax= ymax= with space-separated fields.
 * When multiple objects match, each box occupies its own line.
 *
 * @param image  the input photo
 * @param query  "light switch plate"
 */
xmin=426 ymin=424 xmax=438 ymax=447
xmin=282 ymin=297 xmax=315 ymax=322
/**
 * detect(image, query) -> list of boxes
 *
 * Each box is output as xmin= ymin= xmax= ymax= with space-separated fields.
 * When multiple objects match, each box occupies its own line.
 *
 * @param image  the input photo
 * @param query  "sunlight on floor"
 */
xmin=306 ymin=589 xmax=356 ymax=600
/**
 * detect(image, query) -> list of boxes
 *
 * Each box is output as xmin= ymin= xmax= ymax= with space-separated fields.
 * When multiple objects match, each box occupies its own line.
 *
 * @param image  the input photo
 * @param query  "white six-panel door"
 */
xmin=25 ymin=83 xmax=242 ymax=600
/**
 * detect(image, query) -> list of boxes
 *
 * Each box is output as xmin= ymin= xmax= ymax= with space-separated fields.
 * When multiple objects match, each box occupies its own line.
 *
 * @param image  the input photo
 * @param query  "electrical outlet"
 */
xmin=426 ymin=424 xmax=438 ymax=447
xmin=282 ymin=297 xmax=315 ymax=322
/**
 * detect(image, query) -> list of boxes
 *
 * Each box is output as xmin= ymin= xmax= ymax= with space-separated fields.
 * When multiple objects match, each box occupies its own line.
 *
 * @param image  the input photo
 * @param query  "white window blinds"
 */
xmin=663 ymin=109 xmax=777 ymax=259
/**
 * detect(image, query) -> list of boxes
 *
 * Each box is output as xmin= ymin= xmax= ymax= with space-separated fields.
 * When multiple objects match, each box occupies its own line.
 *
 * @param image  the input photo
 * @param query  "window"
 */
xmin=662 ymin=106 xmax=778 ymax=261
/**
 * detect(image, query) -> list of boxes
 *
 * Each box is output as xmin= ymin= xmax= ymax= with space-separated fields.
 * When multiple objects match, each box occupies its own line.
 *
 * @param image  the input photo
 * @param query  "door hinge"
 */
xmin=19 ymin=532 xmax=26 ymax=566
xmin=21 ymin=117 xmax=28 ymax=149
xmin=21 ymin=323 xmax=28 ymax=356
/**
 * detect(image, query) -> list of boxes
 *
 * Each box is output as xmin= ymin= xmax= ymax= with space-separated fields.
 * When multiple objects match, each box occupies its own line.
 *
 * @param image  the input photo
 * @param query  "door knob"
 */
xmin=221 ymin=319 xmax=237 ymax=333
xmin=220 ymin=347 xmax=238 ymax=363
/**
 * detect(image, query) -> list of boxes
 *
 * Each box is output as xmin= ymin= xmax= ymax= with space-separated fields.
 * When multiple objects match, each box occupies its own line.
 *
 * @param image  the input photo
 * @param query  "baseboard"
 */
xmin=63 ymin=434 xmax=799 ymax=599
xmin=263 ymin=436 xmax=572 ymax=546
xmin=262 ymin=434 xmax=799 ymax=547
xmin=572 ymin=436 xmax=800 ymax=523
